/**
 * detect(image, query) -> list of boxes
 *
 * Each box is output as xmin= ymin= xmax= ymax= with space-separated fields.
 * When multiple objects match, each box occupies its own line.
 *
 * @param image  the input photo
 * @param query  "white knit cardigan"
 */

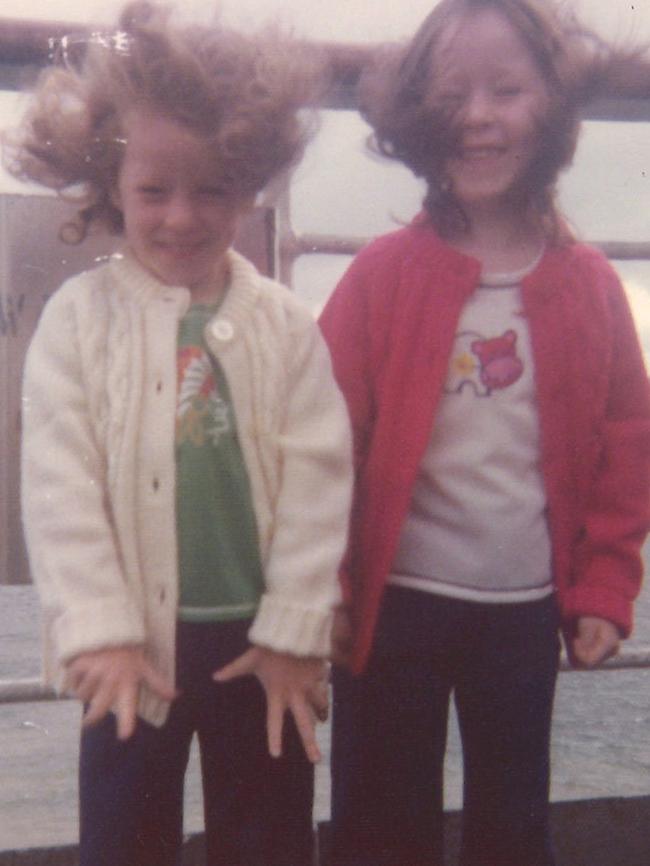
xmin=21 ymin=249 xmax=352 ymax=725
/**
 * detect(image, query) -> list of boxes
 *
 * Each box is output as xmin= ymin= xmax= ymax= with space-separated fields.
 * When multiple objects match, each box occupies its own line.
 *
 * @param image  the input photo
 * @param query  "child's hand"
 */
xmin=213 ymin=647 xmax=329 ymax=763
xmin=569 ymin=616 xmax=621 ymax=668
xmin=65 ymin=646 xmax=177 ymax=740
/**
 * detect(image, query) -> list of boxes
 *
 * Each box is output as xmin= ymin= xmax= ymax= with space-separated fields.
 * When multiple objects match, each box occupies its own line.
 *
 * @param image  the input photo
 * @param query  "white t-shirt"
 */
xmin=389 ymin=261 xmax=553 ymax=603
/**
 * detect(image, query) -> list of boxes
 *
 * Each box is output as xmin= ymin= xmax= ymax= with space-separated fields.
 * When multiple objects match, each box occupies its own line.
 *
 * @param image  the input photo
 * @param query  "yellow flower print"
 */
xmin=453 ymin=352 xmax=476 ymax=376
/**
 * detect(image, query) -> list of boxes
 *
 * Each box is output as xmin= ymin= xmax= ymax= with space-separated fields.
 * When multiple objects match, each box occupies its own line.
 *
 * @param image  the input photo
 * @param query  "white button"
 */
xmin=212 ymin=319 xmax=234 ymax=341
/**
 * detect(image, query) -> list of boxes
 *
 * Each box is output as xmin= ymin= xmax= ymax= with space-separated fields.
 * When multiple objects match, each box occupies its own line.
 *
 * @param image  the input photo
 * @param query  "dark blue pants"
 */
xmin=79 ymin=620 xmax=315 ymax=866
xmin=328 ymin=588 xmax=560 ymax=866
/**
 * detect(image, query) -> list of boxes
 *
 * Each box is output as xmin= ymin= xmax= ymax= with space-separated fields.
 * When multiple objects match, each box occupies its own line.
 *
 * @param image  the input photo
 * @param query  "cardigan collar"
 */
xmin=407 ymin=212 xmax=572 ymax=305
xmin=106 ymin=247 xmax=263 ymax=325
xmin=108 ymin=248 xmax=191 ymax=311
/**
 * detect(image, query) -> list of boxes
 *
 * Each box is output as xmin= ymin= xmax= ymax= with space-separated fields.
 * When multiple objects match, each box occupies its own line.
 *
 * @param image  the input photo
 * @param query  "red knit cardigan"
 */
xmin=320 ymin=219 xmax=650 ymax=674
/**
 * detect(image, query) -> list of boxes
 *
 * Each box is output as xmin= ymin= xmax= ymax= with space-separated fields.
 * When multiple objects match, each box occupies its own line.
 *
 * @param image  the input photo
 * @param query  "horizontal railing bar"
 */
xmin=0 ymin=17 xmax=86 ymax=65
xmin=596 ymin=241 xmax=650 ymax=261
xmin=587 ymin=96 xmax=650 ymax=123
xmin=1 ymin=19 xmax=650 ymax=120
xmin=2 ymin=647 xmax=650 ymax=704
xmin=288 ymin=233 xmax=650 ymax=262
xmin=560 ymin=646 xmax=650 ymax=671
xmin=286 ymin=232 xmax=371 ymax=257
xmin=0 ymin=678 xmax=63 ymax=704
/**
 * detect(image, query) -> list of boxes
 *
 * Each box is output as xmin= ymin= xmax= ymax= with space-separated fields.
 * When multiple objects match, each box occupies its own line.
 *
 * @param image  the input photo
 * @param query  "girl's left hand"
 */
xmin=570 ymin=616 xmax=621 ymax=668
xmin=213 ymin=647 xmax=329 ymax=763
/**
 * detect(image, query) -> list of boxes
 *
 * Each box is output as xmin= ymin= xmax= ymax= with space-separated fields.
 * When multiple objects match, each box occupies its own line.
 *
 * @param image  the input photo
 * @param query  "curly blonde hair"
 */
xmin=360 ymin=0 xmax=647 ymax=242
xmin=5 ymin=2 xmax=322 ymax=242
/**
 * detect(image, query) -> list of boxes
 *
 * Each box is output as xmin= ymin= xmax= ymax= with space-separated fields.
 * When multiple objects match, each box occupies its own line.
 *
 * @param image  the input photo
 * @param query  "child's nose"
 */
xmin=463 ymin=89 xmax=494 ymax=125
xmin=164 ymin=194 xmax=199 ymax=228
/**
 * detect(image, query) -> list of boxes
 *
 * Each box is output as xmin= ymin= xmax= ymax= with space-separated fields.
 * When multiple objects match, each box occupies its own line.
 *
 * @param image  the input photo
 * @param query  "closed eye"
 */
xmin=198 ymin=186 xmax=229 ymax=199
xmin=494 ymin=84 xmax=523 ymax=98
xmin=438 ymin=90 xmax=464 ymax=108
xmin=138 ymin=185 xmax=167 ymax=198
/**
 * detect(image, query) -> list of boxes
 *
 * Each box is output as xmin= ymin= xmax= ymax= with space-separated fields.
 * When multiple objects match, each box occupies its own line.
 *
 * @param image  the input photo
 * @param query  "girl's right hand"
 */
xmin=65 ymin=647 xmax=176 ymax=740
xmin=569 ymin=616 xmax=621 ymax=668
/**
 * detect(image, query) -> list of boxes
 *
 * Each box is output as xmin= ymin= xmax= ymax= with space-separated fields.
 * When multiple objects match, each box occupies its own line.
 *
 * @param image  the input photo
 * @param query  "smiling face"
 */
xmin=428 ymin=7 xmax=550 ymax=219
xmin=113 ymin=112 xmax=254 ymax=297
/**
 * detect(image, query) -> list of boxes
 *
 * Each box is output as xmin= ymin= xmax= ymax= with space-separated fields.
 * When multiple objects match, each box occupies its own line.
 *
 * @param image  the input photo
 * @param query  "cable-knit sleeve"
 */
xmin=21 ymin=283 xmax=146 ymax=671
xmin=247 ymin=311 xmax=353 ymax=658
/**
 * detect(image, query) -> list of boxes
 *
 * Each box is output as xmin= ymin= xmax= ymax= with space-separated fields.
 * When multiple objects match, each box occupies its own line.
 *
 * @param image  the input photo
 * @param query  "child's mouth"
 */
xmin=159 ymin=241 xmax=205 ymax=258
xmin=460 ymin=145 xmax=505 ymax=162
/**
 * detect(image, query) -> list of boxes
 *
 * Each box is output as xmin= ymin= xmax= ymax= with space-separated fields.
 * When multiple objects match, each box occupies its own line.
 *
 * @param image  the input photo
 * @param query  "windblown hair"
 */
xmin=359 ymin=0 xmax=650 ymax=242
xmin=5 ymin=2 xmax=322 ymax=242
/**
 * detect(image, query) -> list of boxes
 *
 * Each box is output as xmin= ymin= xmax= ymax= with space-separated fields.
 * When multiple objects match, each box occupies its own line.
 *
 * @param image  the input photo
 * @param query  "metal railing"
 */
xmin=282 ymin=233 xmax=650 ymax=264
xmin=0 ymin=656 xmax=649 ymax=706
xmin=2 ymin=642 xmax=650 ymax=706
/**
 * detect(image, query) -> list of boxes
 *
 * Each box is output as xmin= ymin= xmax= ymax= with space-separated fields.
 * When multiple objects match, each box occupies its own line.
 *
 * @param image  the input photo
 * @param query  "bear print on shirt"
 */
xmin=446 ymin=329 xmax=524 ymax=397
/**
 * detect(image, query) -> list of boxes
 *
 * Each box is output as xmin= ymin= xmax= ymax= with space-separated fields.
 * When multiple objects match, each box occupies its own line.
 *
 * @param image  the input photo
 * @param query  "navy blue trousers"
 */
xmin=328 ymin=588 xmax=560 ymax=866
xmin=78 ymin=620 xmax=314 ymax=866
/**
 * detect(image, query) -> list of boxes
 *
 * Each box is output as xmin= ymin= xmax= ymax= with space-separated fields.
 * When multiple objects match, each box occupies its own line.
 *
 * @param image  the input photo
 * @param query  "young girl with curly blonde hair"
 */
xmin=12 ymin=3 xmax=352 ymax=864
xmin=320 ymin=2 xmax=650 ymax=864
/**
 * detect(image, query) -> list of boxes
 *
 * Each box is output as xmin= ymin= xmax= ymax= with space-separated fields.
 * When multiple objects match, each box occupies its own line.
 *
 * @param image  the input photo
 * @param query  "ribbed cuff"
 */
xmin=53 ymin=599 xmax=146 ymax=664
xmin=248 ymin=593 xmax=333 ymax=657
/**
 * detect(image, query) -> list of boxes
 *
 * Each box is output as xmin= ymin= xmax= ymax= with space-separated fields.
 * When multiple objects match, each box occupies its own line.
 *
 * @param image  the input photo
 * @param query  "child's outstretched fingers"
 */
xmin=570 ymin=616 xmax=621 ymax=668
xmin=308 ymin=673 xmax=330 ymax=723
xmin=288 ymin=691 xmax=322 ymax=764
xmin=214 ymin=647 xmax=326 ymax=763
xmin=213 ymin=646 xmax=258 ymax=682
xmin=66 ymin=646 xmax=176 ymax=740
xmin=265 ymin=687 xmax=286 ymax=760
xmin=116 ymin=658 xmax=177 ymax=740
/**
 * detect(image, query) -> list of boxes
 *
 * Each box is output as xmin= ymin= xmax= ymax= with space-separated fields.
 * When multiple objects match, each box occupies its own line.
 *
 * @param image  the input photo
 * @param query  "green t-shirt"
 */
xmin=175 ymin=303 xmax=264 ymax=622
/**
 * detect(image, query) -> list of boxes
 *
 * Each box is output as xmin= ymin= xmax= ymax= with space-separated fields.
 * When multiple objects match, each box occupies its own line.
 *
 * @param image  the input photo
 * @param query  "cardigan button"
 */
xmin=212 ymin=319 xmax=234 ymax=341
